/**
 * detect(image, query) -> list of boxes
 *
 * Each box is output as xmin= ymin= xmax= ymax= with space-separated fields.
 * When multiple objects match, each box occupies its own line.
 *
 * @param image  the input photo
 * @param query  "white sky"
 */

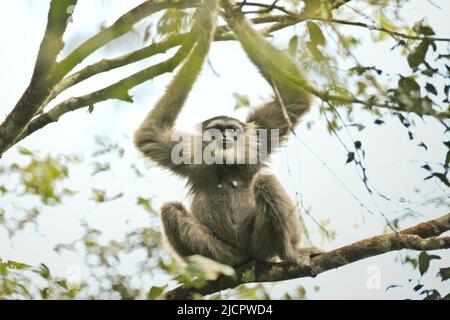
xmin=0 ymin=0 xmax=449 ymax=299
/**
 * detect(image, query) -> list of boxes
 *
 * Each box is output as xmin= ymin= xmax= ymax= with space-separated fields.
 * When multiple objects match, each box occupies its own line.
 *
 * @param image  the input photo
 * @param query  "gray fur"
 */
xmin=134 ymin=4 xmax=320 ymax=267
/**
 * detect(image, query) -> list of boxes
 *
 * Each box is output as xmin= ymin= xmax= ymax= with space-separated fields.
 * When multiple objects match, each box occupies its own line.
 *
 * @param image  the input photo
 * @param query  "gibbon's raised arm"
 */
xmin=134 ymin=0 xmax=219 ymax=176
xmin=222 ymin=0 xmax=312 ymax=142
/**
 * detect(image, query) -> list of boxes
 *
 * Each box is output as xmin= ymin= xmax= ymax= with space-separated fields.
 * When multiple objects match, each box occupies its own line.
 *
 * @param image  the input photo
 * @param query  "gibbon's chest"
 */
xmin=190 ymin=176 xmax=255 ymax=240
xmin=194 ymin=178 xmax=255 ymax=216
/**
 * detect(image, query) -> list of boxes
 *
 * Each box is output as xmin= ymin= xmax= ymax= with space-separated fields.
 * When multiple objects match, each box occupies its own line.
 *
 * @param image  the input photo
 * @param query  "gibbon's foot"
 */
xmin=297 ymin=246 xmax=324 ymax=258
xmin=161 ymin=202 xmax=249 ymax=266
xmin=293 ymin=253 xmax=318 ymax=277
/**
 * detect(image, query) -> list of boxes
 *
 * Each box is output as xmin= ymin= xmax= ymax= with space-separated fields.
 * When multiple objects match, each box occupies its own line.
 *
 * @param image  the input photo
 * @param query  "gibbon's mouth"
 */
xmin=218 ymin=139 xmax=234 ymax=150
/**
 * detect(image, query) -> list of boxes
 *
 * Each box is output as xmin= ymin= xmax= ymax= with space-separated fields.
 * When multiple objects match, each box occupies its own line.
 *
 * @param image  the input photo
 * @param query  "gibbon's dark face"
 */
xmin=200 ymin=116 xmax=257 ymax=164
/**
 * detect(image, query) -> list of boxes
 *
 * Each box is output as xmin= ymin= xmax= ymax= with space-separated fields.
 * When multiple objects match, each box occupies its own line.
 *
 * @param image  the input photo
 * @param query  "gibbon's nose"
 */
xmin=219 ymin=139 xmax=234 ymax=150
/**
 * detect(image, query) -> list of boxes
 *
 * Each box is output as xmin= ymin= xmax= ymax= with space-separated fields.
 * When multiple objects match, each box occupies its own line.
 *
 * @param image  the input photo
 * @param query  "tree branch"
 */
xmin=0 ymin=0 xmax=202 ymax=157
xmin=164 ymin=213 xmax=450 ymax=299
xmin=12 ymin=35 xmax=199 ymax=145
xmin=46 ymin=31 xmax=235 ymax=104
xmin=52 ymin=0 xmax=202 ymax=81
xmin=0 ymin=0 xmax=77 ymax=157
xmin=250 ymin=14 xmax=450 ymax=43
xmin=3 ymin=0 xmax=449 ymax=156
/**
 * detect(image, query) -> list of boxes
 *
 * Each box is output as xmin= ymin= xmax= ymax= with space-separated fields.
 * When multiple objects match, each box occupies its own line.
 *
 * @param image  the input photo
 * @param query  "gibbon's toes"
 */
xmin=297 ymin=247 xmax=324 ymax=258
xmin=294 ymin=254 xmax=318 ymax=277
xmin=294 ymin=253 xmax=311 ymax=267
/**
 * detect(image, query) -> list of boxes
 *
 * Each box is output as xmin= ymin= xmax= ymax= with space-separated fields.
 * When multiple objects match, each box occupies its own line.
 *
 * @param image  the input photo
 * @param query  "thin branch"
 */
xmin=248 ymin=14 xmax=450 ymax=43
xmin=315 ymin=90 xmax=450 ymax=119
xmin=47 ymin=34 xmax=188 ymax=102
xmin=319 ymin=17 xmax=450 ymax=42
xmin=3 ymin=0 xmax=449 ymax=156
xmin=165 ymin=213 xmax=450 ymax=299
xmin=47 ymin=31 xmax=235 ymax=104
xmin=272 ymin=80 xmax=293 ymax=132
xmin=238 ymin=0 xmax=290 ymax=15
xmin=12 ymin=32 xmax=200 ymax=145
xmin=48 ymin=0 xmax=367 ymax=101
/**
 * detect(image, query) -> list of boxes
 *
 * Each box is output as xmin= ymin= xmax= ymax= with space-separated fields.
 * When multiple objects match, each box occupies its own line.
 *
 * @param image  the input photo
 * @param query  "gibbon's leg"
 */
xmin=247 ymin=171 xmax=301 ymax=263
xmin=161 ymin=202 xmax=249 ymax=266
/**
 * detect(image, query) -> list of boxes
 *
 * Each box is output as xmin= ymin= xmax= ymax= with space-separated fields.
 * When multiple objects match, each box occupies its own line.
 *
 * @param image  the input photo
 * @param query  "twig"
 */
xmin=272 ymin=80 xmax=293 ymax=132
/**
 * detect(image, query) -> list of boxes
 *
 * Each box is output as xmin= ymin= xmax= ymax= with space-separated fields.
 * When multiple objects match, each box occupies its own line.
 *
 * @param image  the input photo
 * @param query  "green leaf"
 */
xmin=413 ymin=284 xmax=423 ymax=291
xmin=232 ymin=93 xmax=250 ymax=110
xmin=418 ymin=251 xmax=441 ymax=276
xmin=346 ymin=152 xmax=355 ymax=164
xmin=147 ymin=286 xmax=165 ymax=300
xmin=185 ymin=255 xmax=235 ymax=281
xmin=241 ymin=267 xmax=255 ymax=282
xmin=56 ymin=279 xmax=68 ymax=290
xmin=407 ymin=40 xmax=429 ymax=69
xmin=306 ymin=41 xmax=326 ymax=61
xmin=413 ymin=20 xmax=435 ymax=36
xmin=35 ymin=263 xmax=51 ymax=279
xmin=425 ymin=83 xmax=437 ymax=95
xmin=18 ymin=147 xmax=33 ymax=156
xmin=422 ymin=289 xmax=441 ymax=300
xmin=2 ymin=259 xmax=31 ymax=270
xmin=438 ymin=267 xmax=450 ymax=281
xmin=137 ymin=196 xmax=157 ymax=214
xmin=404 ymin=256 xmax=418 ymax=269
xmin=307 ymin=21 xmax=326 ymax=46
xmin=288 ymin=35 xmax=299 ymax=57
xmin=302 ymin=0 xmax=322 ymax=16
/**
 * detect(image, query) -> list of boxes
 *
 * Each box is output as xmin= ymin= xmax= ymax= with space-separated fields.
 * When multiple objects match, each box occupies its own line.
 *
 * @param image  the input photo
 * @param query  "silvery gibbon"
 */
xmin=135 ymin=0 xmax=321 ymax=267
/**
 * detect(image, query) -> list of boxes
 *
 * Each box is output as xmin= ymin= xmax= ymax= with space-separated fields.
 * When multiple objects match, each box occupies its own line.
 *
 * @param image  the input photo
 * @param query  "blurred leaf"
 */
xmin=157 ymin=9 xmax=191 ymax=36
xmin=307 ymin=21 xmax=326 ymax=46
xmin=18 ymin=147 xmax=33 ymax=156
xmin=137 ymin=196 xmax=158 ymax=215
xmin=306 ymin=41 xmax=326 ymax=61
xmin=425 ymin=83 xmax=437 ymax=95
xmin=413 ymin=284 xmax=423 ymax=291
xmin=413 ymin=20 xmax=435 ymax=36
xmin=346 ymin=152 xmax=355 ymax=164
xmin=185 ymin=255 xmax=235 ymax=281
xmin=147 ymin=286 xmax=165 ymax=300
xmin=56 ymin=279 xmax=68 ymax=290
xmin=418 ymin=252 xmax=441 ymax=276
xmin=232 ymin=92 xmax=250 ymax=110
xmin=437 ymin=267 xmax=450 ymax=281
xmin=407 ymin=40 xmax=429 ymax=69
xmin=288 ymin=35 xmax=299 ymax=57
